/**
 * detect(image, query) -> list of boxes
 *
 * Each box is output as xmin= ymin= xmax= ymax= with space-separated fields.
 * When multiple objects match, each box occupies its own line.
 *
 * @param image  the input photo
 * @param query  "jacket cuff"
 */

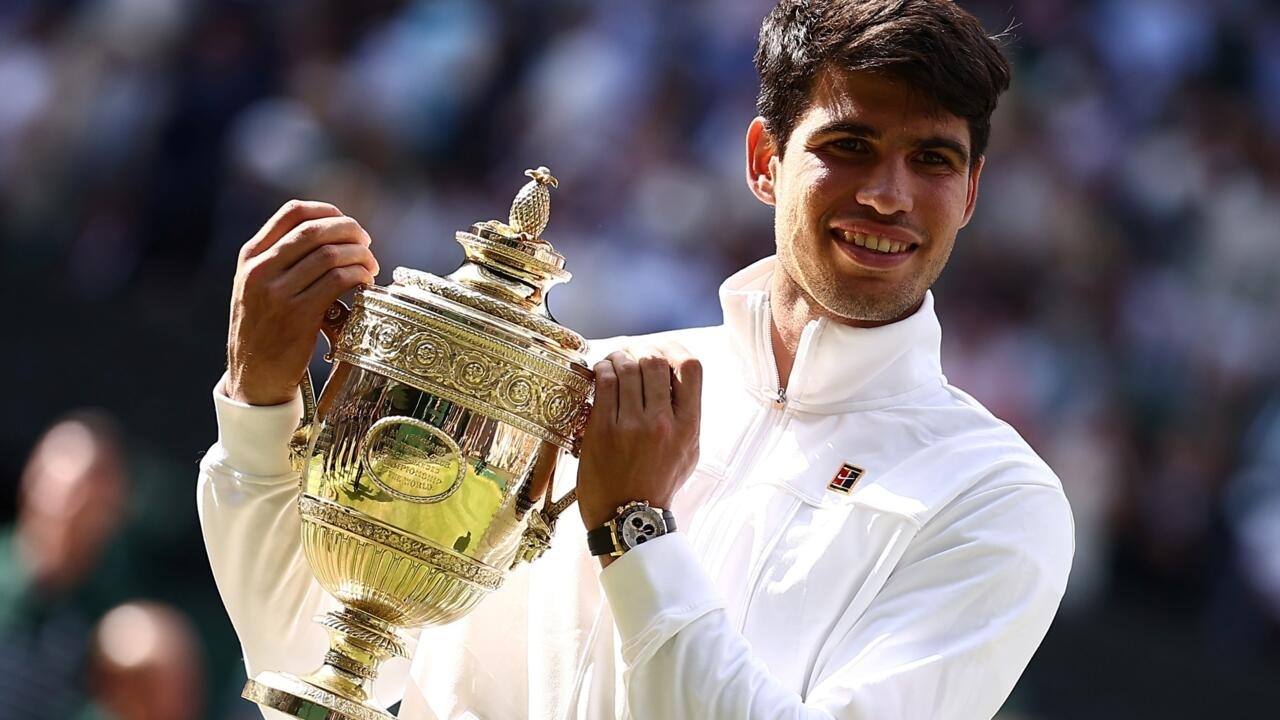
xmin=599 ymin=532 xmax=723 ymax=665
xmin=210 ymin=372 xmax=304 ymax=478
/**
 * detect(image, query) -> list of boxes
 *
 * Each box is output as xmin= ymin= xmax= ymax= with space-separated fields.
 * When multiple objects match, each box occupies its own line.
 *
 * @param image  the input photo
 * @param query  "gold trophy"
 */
xmin=242 ymin=167 xmax=591 ymax=720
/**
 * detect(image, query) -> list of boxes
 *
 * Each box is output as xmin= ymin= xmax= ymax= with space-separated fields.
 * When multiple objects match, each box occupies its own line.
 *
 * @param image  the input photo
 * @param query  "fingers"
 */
xmin=240 ymin=200 xmax=344 ymax=261
xmin=662 ymin=342 xmax=702 ymax=426
xmin=236 ymin=203 xmax=380 ymax=321
xmin=277 ymin=242 xmax=379 ymax=297
xmin=609 ymin=351 xmax=645 ymax=417
xmin=592 ymin=345 xmax=698 ymax=423
xmin=635 ymin=348 xmax=673 ymax=413
xmin=590 ymin=357 xmax=619 ymax=425
xmin=296 ymin=264 xmax=376 ymax=315
xmin=257 ymin=215 xmax=374 ymax=273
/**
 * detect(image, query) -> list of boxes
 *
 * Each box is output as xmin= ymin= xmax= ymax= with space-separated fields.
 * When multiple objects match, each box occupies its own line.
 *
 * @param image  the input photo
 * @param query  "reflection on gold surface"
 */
xmin=305 ymin=368 xmax=540 ymax=571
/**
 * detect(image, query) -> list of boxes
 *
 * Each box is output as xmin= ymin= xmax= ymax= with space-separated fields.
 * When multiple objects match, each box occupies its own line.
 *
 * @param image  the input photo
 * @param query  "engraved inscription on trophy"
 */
xmin=361 ymin=417 xmax=465 ymax=503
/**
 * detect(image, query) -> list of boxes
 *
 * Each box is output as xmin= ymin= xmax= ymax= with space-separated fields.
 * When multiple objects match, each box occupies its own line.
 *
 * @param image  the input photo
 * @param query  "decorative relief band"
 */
xmin=465 ymin=233 xmax=567 ymax=281
xmin=324 ymin=650 xmax=375 ymax=680
xmin=468 ymin=225 xmax=566 ymax=270
xmin=392 ymin=270 xmax=584 ymax=351
xmin=334 ymin=292 xmax=591 ymax=451
xmin=243 ymin=674 xmax=388 ymax=720
xmin=299 ymin=495 xmax=504 ymax=591
xmin=318 ymin=608 xmax=408 ymax=659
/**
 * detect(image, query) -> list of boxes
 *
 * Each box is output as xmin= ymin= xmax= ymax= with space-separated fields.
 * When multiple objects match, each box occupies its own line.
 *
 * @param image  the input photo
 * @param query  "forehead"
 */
xmin=793 ymin=68 xmax=969 ymax=145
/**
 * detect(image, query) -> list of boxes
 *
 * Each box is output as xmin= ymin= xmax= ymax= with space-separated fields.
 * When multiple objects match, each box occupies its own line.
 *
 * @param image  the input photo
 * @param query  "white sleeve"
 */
xmin=599 ymin=482 xmax=1074 ymax=720
xmin=196 ymin=376 xmax=413 ymax=718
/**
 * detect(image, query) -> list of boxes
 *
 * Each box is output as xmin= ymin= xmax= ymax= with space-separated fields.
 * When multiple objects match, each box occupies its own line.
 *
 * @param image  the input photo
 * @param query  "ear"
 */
xmin=958 ymin=155 xmax=985 ymax=229
xmin=745 ymin=116 xmax=780 ymax=207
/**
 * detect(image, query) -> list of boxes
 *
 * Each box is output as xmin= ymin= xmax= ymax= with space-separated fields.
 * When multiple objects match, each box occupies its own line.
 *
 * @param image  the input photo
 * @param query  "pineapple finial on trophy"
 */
xmin=507 ymin=166 xmax=558 ymax=240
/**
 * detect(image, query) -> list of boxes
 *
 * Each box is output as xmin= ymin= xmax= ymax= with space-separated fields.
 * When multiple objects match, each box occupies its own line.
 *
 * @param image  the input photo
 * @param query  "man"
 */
xmin=1 ymin=412 xmax=132 ymax=720
xmin=85 ymin=602 xmax=206 ymax=720
xmin=200 ymin=1 xmax=1074 ymax=718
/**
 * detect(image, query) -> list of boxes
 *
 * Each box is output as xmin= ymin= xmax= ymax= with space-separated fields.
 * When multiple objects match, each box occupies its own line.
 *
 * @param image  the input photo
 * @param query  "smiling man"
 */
xmin=200 ymin=1 xmax=1073 ymax=719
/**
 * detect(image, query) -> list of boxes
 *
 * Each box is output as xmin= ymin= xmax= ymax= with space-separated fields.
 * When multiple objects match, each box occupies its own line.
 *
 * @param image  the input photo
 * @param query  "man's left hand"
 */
xmin=576 ymin=344 xmax=703 ymax=544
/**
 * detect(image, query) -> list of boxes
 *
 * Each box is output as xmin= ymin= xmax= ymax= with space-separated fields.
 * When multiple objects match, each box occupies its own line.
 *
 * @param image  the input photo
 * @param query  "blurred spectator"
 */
xmin=0 ymin=411 xmax=133 ymax=720
xmin=83 ymin=601 xmax=206 ymax=720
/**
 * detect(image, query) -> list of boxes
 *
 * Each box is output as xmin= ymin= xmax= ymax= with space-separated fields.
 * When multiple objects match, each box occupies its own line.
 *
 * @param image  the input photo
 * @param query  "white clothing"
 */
xmin=199 ymin=256 xmax=1074 ymax=720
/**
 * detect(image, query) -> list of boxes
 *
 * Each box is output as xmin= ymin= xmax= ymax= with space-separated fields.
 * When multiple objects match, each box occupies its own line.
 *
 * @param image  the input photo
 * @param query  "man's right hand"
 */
xmin=225 ymin=200 xmax=380 ymax=406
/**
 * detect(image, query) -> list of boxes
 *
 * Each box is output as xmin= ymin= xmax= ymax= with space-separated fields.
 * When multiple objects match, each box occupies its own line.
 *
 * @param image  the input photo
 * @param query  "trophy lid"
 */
xmin=386 ymin=167 xmax=587 ymax=361
xmin=327 ymin=167 xmax=592 ymax=452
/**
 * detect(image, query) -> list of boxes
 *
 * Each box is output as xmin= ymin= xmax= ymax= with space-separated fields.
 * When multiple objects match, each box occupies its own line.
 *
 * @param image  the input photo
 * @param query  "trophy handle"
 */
xmin=510 ymin=447 xmax=581 ymax=568
xmin=290 ymin=300 xmax=353 ymax=473
xmin=542 ymin=486 xmax=578 ymax=526
xmin=509 ymin=394 xmax=589 ymax=565
xmin=319 ymin=299 xmax=351 ymax=361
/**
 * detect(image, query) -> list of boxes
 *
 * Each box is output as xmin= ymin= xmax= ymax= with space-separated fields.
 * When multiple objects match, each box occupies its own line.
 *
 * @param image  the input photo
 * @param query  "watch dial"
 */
xmin=619 ymin=507 xmax=665 ymax=549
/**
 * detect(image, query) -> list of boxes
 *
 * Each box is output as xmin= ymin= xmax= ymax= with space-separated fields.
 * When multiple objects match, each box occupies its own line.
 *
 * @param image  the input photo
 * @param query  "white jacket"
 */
xmin=199 ymin=257 xmax=1074 ymax=720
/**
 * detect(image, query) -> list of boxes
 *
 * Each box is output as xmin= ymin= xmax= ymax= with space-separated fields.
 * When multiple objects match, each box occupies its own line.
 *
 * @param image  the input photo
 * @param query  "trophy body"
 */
xmin=242 ymin=169 xmax=589 ymax=720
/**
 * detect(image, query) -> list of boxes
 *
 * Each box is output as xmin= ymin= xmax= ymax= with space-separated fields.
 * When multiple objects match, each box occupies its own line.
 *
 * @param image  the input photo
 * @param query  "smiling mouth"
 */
xmin=832 ymin=229 xmax=918 ymax=255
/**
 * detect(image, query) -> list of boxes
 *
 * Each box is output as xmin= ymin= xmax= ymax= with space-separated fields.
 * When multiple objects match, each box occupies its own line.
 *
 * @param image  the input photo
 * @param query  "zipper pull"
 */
xmin=775 ymin=387 xmax=787 ymax=405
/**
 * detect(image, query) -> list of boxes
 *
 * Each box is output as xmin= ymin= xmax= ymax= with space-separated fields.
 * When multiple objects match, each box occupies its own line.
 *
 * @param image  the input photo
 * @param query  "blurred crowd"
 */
xmin=2 ymin=0 xmax=1279 ymax=717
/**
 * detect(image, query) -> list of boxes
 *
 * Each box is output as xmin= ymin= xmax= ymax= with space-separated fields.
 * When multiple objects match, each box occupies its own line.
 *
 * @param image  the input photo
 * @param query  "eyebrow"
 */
xmin=810 ymin=120 xmax=971 ymax=165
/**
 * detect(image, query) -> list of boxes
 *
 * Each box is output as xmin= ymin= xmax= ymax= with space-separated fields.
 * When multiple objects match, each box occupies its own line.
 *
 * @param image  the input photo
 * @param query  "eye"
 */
xmin=917 ymin=150 xmax=965 ymax=171
xmin=917 ymin=151 xmax=950 ymax=166
xmin=829 ymin=137 xmax=869 ymax=153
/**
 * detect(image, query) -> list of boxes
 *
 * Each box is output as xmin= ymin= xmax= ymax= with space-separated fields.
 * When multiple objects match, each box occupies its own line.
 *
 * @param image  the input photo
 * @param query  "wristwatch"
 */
xmin=587 ymin=501 xmax=677 ymax=557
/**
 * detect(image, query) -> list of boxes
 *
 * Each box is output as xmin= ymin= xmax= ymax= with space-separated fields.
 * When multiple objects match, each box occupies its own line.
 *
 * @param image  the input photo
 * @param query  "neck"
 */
xmin=767 ymin=268 xmax=926 ymax=389
xmin=768 ymin=273 xmax=819 ymax=389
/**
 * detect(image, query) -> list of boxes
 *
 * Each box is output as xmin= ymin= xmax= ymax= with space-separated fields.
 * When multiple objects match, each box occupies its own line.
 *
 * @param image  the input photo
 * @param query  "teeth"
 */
xmin=839 ymin=230 xmax=908 ymax=254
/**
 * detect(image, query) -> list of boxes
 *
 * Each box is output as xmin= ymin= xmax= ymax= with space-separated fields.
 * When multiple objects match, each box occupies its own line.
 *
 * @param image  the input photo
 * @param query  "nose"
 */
xmin=854 ymin=159 xmax=913 ymax=216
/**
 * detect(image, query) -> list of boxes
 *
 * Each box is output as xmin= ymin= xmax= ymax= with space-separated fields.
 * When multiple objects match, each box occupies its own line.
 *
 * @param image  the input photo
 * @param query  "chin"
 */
xmin=822 ymin=285 xmax=921 ymax=325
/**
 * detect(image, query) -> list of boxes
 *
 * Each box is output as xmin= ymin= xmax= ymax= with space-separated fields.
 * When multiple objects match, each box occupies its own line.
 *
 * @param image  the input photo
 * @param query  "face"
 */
xmin=747 ymin=68 xmax=984 ymax=326
xmin=18 ymin=420 xmax=125 ymax=589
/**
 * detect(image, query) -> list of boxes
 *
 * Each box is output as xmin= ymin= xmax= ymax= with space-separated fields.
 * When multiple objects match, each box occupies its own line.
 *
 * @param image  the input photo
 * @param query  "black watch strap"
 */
xmin=587 ymin=508 xmax=677 ymax=557
xmin=586 ymin=524 xmax=618 ymax=557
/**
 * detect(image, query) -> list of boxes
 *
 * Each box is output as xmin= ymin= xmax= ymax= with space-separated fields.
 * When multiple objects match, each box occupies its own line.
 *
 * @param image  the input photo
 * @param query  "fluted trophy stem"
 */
xmin=317 ymin=607 xmax=408 ymax=701
xmin=240 ymin=607 xmax=406 ymax=720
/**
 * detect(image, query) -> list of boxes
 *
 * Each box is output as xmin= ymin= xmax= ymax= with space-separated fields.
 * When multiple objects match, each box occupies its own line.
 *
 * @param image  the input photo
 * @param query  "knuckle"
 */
xmin=322 ymin=265 xmax=353 ymax=285
xmin=278 ymin=199 xmax=309 ymax=225
xmin=315 ymin=243 xmax=343 ymax=265
xmin=295 ymin=218 xmax=323 ymax=242
xmin=639 ymin=356 xmax=669 ymax=372
xmin=241 ymin=259 xmax=270 ymax=286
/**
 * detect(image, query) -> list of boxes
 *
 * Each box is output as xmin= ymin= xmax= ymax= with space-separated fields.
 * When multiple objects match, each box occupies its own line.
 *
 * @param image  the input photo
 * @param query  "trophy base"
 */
xmin=243 ymin=671 xmax=394 ymax=720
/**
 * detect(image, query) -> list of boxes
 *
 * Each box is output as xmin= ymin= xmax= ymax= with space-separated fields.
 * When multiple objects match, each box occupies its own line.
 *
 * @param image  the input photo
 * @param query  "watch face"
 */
xmin=618 ymin=506 xmax=666 ymax=549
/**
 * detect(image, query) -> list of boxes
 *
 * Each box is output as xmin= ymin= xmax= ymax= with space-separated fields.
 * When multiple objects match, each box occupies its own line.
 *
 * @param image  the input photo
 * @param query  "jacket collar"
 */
xmin=719 ymin=256 xmax=945 ymax=413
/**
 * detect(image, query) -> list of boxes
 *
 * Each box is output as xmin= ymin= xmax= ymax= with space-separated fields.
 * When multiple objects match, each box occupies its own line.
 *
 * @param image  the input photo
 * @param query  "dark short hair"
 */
xmin=754 ymin=0 xmax=1011 ymax=162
